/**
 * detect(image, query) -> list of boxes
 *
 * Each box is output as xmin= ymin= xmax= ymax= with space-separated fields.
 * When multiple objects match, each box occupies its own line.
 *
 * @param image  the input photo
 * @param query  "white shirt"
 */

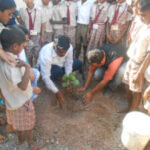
xmin=0 ymin=53 xmax=32 ymax=110
xmin=37 ymin=42 xmax=73 ymax=93
xmin=18 ymin=49 xmax=27 ymax=62
xmin=63 ymin=1 xmax=78 ymax=27
xmin=52 ymin=3 xmax=67 ymax=30
xmin=19 ymin=6 xmax=46 ymax=33
xmin=127 ymin=24 xmax=150 ymax=64
xmin=77 ymin=0 xmax=94 ymax=24
xmin=39 ymin=2 xmax=53 ymax=32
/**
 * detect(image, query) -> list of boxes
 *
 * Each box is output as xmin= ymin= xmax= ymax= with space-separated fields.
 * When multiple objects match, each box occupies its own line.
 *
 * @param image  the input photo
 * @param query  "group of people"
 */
xmin=0 ymin=0 xmax=150 ymax=149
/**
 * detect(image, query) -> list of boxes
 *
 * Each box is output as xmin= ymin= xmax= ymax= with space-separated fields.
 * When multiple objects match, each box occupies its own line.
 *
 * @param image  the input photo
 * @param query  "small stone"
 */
xmin=54 ymin=128 xmax=58 ymax=134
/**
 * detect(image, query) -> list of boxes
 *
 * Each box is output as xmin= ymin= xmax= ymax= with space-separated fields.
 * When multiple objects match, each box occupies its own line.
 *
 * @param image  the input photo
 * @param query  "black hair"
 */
xmin=17 ymin=25 xmax=29 ymax=35
xmin=0 ymin=25 xmax=26 ymax=51
xmin=0 ymin=0 xmax=16 ymax=12
xmin=87 ymin=49 xmax=104 ymax=64
xmin=138 ymin=0 xmax=150 ymax=11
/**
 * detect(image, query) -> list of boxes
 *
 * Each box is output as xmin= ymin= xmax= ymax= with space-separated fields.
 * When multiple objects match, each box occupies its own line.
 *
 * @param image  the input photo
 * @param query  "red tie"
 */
xmin=67 ymin=5 xmax=70 ymax=25
xmin=111 ymin=5 xmax=120 ymax=26
xmin=26 ymin=9 xmax=36 ymax=30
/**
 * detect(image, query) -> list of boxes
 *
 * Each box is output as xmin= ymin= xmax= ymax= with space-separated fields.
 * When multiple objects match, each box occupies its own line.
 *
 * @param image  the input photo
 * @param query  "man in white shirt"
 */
xmin=37 ymin=35 xmax=82 ymax=106
xmin=75 ymin=0 xmax=93 ymax=64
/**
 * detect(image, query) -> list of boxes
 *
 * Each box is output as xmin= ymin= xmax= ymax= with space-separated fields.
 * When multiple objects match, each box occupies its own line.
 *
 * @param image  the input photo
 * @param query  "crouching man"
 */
xmin=37 ymin=35 xmax=82 ymax=106
xmin=79 ymin=44 xmax=125 ymax=104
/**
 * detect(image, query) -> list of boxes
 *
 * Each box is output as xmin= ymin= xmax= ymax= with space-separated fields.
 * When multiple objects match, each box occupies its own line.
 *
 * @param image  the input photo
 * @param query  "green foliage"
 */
xmin=61 ymin=72 xmax=80 ymax=87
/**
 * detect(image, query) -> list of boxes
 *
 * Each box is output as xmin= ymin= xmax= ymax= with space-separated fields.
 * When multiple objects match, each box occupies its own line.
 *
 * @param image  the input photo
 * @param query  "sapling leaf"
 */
xmin=62 ymin=74 xmax=68 ymax=81
xmin=62 ymin=82 xmax=68 ymax=87
xmin=71 ymin=80 xmax=80 ymax=86
xmin=69 ymin=75 xmax=76 ymax=81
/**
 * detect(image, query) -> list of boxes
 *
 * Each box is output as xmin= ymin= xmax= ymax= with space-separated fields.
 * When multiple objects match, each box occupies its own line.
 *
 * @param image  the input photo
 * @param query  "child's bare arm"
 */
xmin=17 ymin=59 xmax=31 ymax=91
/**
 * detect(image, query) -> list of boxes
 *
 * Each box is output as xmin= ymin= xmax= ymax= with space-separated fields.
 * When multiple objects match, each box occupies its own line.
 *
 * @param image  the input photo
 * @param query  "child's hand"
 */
xmin=16 ymin=59 xmax=30 ymax=68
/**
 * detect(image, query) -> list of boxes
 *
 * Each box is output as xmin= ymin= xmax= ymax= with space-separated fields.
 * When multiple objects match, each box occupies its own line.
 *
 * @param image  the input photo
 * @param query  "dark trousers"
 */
xmin=51 ymin=59 xmax=82 ymax=81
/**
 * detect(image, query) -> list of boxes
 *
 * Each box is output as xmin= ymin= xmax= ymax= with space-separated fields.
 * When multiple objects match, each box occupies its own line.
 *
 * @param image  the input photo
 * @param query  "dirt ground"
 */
xmin=31 ymin=75 xmax=128 ymax=150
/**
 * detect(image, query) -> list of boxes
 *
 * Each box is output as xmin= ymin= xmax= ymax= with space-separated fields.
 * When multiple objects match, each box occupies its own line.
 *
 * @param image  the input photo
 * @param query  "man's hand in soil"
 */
xmin=84 ymin=92 xmax=93 ymax=104
xmin=55 ymin=91 xmax=65 ymax=107
xmin=0 ymin=48 xmax=16 ymax=66
xmin=78 ymin=87 xmax=86 ymax=92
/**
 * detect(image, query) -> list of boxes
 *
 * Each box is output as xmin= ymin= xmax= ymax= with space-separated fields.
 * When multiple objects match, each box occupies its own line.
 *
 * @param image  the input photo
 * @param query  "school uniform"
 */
xmin=123 ymin=22 xmax=150 ymax=93
xmin=39 ymin=2 xmax=53 ymax=43
xmin=108 ymin=1 xmax=132 ymax=47
xmin=52 ymin=2 xmax=67 ymax=38
xmin=19 ymin=6 xmax=46 ymax=59
xmin=76 ymin=0 xmax=93 ymax=61
xmin=0 ymin=52 xmax=35 ymax=131
xmin=87 ymin=1 xmax=110 ymax=51
xmin=63 ymin=1 xmax=77 ymax=48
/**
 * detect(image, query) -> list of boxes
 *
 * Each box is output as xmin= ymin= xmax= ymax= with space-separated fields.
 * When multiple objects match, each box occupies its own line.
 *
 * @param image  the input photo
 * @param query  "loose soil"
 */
xmin=32 ymin=77 xmax=128 ymax=150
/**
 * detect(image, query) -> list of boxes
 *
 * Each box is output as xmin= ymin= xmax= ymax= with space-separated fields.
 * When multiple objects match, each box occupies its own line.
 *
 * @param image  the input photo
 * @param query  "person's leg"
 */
xmin=51 ymin=65 xmax=64 ymax=81
xmin=16 ymin=131 xmax=24 ymax=144
xmin=75 ymin=25 xmax=82 ymax=58
xmin=82 ymin=25 xmax=88 ymax=65
xmin=72 ymin=59 xmax=82 ymax=71
xmin=126 ymin=85 xmax=133 ymax=111
xmin=26 ymin=129 xmax=33 ymax=146
xmin=131 ymin=92 xmax=142 ymax=111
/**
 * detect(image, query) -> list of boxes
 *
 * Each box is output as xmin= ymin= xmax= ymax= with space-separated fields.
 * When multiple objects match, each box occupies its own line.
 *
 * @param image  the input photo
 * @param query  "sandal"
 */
xmin=0 ymin=133 xmax=6 ymax=144
xmin=0 ymin=118 xmax=6 ymax=125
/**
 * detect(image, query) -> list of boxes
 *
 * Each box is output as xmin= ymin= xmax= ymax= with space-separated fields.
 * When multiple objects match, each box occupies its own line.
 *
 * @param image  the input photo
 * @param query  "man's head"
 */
xmin=0 ymin=0 xmax=16 ymax=24
xmin=0 ymin=25 xmax=26 ymax=55
xmin=54 ymin=35 xmax=70 ymax=57
xmin=87 ymin=49 xmax=105 ymax=67
xmin=24 ymin=0 xmax=34 ymax=9
xmin=138 ymin=0 xmax=150 ymax=24
xmin=42 ymin=0 xmax=50 ymax=6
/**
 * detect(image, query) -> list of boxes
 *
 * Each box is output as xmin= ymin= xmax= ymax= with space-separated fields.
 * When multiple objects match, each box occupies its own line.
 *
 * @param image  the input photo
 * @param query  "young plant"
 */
xmin=62 ymin=72 xmax=80 ymax=88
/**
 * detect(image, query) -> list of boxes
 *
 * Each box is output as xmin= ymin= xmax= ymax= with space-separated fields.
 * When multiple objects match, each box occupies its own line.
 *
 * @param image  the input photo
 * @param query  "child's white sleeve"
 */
xmin=5 ymin=64 xmax=22 ymax=86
